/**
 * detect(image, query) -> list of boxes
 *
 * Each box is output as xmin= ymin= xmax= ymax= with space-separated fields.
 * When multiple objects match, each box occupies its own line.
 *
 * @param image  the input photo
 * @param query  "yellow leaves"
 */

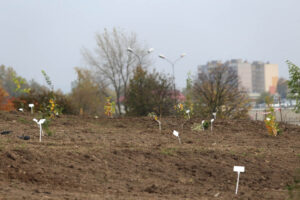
xmin=49 ymin=99 xmax=55 ymax=112
xmin=264 ymin=102 xmax=280 ymax=136
xmin=148 ymin=112 xmax=159 ymax=122
xmin=179 ymin=103 xmax=183 ymax=111
xmin=47 ymin=98 xmax=60 ymax=118
xmin=104 ymin=97 xmax=115 ymax=117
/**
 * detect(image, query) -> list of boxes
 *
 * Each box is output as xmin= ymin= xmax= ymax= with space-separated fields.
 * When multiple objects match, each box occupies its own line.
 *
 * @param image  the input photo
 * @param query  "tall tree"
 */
xmin=82 ymin=28 xmax=150 ymax=115
xmin=70 ymin=67 xmax=108 ymax=115
xmin=287 ymin=60 xmax=300 ymax=112
xmin=193 ymin=66 xmax=250 ymax=119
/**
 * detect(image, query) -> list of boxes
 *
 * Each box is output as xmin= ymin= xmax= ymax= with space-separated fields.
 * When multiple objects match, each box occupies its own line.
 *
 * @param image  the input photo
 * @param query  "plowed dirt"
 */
xmin=0 ymin=111 xmax=299 ymax=199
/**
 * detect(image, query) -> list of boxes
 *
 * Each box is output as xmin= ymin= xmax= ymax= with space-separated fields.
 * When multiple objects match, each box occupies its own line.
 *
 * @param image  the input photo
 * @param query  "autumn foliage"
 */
xmin=0 ymin=86 xmax=15 ymax=111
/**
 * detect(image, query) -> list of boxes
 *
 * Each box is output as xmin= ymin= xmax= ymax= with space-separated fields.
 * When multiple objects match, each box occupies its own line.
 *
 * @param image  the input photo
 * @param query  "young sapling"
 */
xmin=175 ymin=103 xmax=192 ymax=132
xmin=148 ymin=112 xmax=161 ymax=132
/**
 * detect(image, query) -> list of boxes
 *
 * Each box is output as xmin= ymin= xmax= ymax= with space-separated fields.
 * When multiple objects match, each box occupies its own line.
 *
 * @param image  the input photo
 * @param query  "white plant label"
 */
xmin=29 ymin=104 xmax=34 ymax=114
xmin=19 ymin=108 xmax=24 ymax=112
xmin=202 ymin=120 xmax=205 ymax=131
xmin=186 ymin=110 xmax=190 ymax=119
xmin=157 ymin=120 xmax=161 ymax=132
xmin=173 ymin=130 xmax=181 ymax=144
xmin=213 ymin=112 xmax=217 ymax=119
xmin=211 ymin=119 xmax=214 ymax=131
xmin=33 ymin=118 xmax=46 ymax=142
xmin=233 ymin=166 xmax=245 ymax=195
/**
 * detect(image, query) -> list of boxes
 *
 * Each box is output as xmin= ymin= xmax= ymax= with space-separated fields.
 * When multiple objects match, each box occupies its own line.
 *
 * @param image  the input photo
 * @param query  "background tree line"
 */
xmin=1 ymin=28 xmax=295 ymax=119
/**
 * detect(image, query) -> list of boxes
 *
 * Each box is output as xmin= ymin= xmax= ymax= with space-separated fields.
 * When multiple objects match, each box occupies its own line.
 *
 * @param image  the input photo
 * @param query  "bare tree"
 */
xmin=193 ymin=66 xmax=251 ymax=119
xmin=82 ymin=28 xmax=150 ymax=114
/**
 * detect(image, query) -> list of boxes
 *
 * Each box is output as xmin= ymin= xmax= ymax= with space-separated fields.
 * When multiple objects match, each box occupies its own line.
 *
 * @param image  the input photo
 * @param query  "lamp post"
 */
xmin=127 ymin=47 xmax=154 ymax=66
xmin=158 ymin=53 xmax=186 ymax=104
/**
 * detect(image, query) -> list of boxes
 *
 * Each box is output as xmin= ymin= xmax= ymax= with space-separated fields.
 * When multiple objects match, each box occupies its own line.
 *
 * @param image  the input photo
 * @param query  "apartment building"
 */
xmin=198 ymin=59 xmax=279 ymax=94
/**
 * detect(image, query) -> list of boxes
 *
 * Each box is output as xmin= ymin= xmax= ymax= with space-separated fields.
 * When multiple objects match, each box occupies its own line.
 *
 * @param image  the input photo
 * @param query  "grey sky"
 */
xmin=0 ymin=0 xmax=299 ymax=92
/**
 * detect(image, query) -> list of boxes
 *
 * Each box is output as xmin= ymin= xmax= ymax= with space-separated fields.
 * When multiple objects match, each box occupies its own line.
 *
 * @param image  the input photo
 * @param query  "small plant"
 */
xmin=191 ymin=120 xmax=209 ymax=132
xmin=202 ymin=120 xmax=209 ymax=130
xmin=191 ymin=123 xmax=203 ymax=132
xmin=148 ymin=112 xmax=161 ymax=132
xmin=41 ymin=70 xmax=62 ymax=118
xmin=287 ymin=169 xmax=300 ymax=200
xmin=174 ymin=103 xmax=193 ymax=120
xmin=104 ymin=97 xmax=116 ymax=117
xmin=42 ymin=119 xmax=53 ymax=136
xmin=264 ymin=98 xmax=280 ymax=136
xmin=160 ymin=147 xmax=177 ymax=156
xmin=47 ymin=98 xmax=62 ymax=118
xmin=175 ymin=103 xmax=193 ymax=133
xmin=18 ymin=117 xmax=30 ymax=124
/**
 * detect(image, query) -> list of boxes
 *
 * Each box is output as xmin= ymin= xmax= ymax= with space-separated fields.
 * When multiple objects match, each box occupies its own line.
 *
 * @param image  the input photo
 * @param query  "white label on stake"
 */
xmin=234 ymin=166 xmax=245 ymax=173
xmin=233 ymin=166 xmax=245 ymax=195
xmin=213 ymin=112 xmax=216 ymax=119
xmin=173 ymin=130 xmax=179 ymax=137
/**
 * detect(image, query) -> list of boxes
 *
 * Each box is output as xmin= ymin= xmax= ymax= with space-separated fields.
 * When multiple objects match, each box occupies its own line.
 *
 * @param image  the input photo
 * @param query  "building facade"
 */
xmin=198 ymin=59 xmax=279 ymax=94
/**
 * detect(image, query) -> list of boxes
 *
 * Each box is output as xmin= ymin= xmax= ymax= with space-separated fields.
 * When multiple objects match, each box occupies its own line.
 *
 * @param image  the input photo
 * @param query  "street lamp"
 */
xmin=158 ymin=53 xmax=186 ymax=104
xmin=127 ymin=47 xmax=154 ymax=66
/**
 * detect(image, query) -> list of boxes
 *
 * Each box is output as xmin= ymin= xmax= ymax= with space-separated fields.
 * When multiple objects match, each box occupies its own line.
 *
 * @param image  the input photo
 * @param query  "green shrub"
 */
xmin=125 ymin=67 xmax=173 ymax=116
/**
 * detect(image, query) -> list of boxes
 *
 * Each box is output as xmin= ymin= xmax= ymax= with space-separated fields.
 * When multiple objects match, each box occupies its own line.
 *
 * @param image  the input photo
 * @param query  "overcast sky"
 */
xmin=0 ymin=0 xmax=299 ymax=92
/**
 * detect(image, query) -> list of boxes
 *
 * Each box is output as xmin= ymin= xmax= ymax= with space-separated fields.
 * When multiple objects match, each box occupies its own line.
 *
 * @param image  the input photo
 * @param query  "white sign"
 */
xmin=186 ymin=110 xmax=190 ymax=119
xmin=201 ymin=120 xmax=205 ymax=131
xmin=213 ymin=112 xmax=217 ymax=119
xmin=33 ymin=118 xmax=46 ymax=142
xmin=29 ymin=104 xmax=34 ymax=114
xmin=233 ymin=166 xmax=245 ymax=195
xmin=173 ymin=130 xmax=181 ymax=144
xmin=19 ymin=108 xmax=24 ymax=112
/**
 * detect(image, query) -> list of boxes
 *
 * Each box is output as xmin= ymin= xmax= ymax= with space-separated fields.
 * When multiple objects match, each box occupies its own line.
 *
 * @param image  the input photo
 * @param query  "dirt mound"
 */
xmin=0 ymin=111 xmax=299 ymax=199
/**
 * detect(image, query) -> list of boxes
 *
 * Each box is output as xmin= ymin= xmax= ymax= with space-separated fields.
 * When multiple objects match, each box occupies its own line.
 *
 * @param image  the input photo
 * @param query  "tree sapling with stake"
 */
xmin=148 ymin=112 xmax=161 ymax=132
xmin=175 ymin=103 xmax=193 ymax=132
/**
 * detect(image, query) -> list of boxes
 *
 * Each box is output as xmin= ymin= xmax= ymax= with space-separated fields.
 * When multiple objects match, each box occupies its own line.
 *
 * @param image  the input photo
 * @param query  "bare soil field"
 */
xmin=0 ymin=111 xmax=299 ymax=200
